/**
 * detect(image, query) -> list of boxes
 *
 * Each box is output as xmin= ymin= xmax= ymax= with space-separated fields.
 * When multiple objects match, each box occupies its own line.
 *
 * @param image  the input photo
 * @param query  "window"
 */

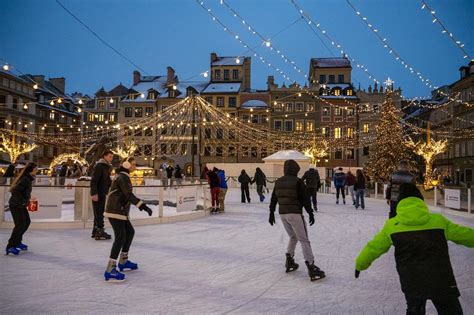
xmin=295 ymin=120 xmax=304 ymax=132
xmin=252 ymin=115 xmax=259 ymax=124
xmin=306 ymin=103 xmax=315 ymax=111
xmin=363 ymin=146 xmax=370 ymax=156
xmin=373 ymin=104 xmax=379 ymax=113
xmin=148 ymin=91 xmax=156 ymax=100
xmin=329 ymin=75 xmax=335 ymax=83
xmin=334 ymin=127 xmax=342 ymax=139
xmin=204 ymin=146 xmax=211 ymax=156
xmin=242 ymin=114 xmax=249 ymax=122
xmin=466 ymin=169 xmax=472 ymax=183
xmin=108 ymin=113 xmax=116 ymax=122
xmin=144 ymin=145 xmax=153 ymax=156
xmin=335 ymin=149 xmax=342 ymax=159
xmin=214 ymin=69 xmax=221 ymax=80
xmin=295 ymin=103 xmax=304 ymax=112
xmin=319 ymin=75 xmax=326 ymax=83
xmin=333 ymin=89 xmax=341 ymax=96
xmin=160 ymin=144 xmax=167 ymax=155
xmin=135 ymin=108 xmax=143 ymax=117
xmin=261 ymin=114 xmax=267 ymax=123
xmin=232 ymin=69 xmax=239 ymax=80
xmin=347 ymin=127 xmax=355 ymax=139
xmin=306 ymin=120 xmax=314 ymax=132
xmin=160 ymin=127 xmax=167 ymax=135
xmin=274 ymin=120 xmax=282 ymax=131
xmin=170 ymin=144 xmax=178 ymax=154
xmin=98 ymin=100 xmax=105 ymax=109
xmin=145 ymin=107 xmax=154 ymax=117
xmin=335 ymin=107 xmax=343 ymax=116
xmin=338 ymin=74 xmax=344 ymax=83
xmin=216 ymin=147 xmax=223 ymax=156
xmin=217 ymin=97 xmax=224 ymax=107
xmin=346 ymin=148 xmax=355 ymax=159
xmin=251 ymin=147 xmax=258 ymax=158
xmin=346 ymin=89 xmax=353 ymax=96
xmin=205 ymin=96 xmax=213 ymax=105
xmin=363 ymin=123 xmax=369 ymax=133
xmin=88 ymin=113 xmax=94 ymax=122
xmin=181 ymin=144 xmax=187 ymax=155
xmin=229 ymin=129 xmax=235 ymax=139
xmin=98 ymin=114 xmax=105 ymax=122
xmin=261 ymin=148 xmax=268 ymax=158
xmin=205 ymin=128 xmax=211 ymax=139
xmin=216 ymin=128 xmax=223 ymax=139
xmin=274 ymin=102 xmax=282 ymax=112
xmin=224 ymin=70 xmax=229 ymax=80
xmin=347 ymin=108 xmax=355 ymax=116
xmin=322 ymin=127 xmax=331 ymax=138
xmin=285 ymin=120 xmax=293 ymax=132
xmin=228 ymin=146 xmax=235 ymax=156
xmin=242 ymin=147 xmax=249 ymax=158
xmin=285 ymin=102 xmax=293 ymax=112
xmin=145 ymin=128 xmax=153 ymax=136
xmin=322 ymin=107 xmax=330 ymax=116
xmin=228 ymin=97 xmax=236 ymax=108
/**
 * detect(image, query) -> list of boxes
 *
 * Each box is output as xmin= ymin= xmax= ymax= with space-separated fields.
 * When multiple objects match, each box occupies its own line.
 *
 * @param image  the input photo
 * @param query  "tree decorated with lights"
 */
xmin=113 ymin=141 xmax=138 ymax=159
xmin=366 ymin=79 xmax=412 ymax=182
xmin=0 ymin=133 xmax=37 ymax=163
xmin=303 ymin=139 xmax=328 ymax=166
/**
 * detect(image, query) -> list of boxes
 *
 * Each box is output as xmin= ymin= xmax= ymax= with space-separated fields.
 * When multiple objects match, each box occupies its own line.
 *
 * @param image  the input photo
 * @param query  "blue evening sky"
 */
xmin=1 ymin=0 xmax=472 ymax=98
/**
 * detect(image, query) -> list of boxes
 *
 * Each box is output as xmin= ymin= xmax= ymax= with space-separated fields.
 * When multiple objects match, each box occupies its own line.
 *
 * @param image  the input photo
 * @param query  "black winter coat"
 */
xmin=354 ymin=174 xmax=366 ymax=190
xmin=302 ymin=169 xmax=320 ymax=189
xmin=252 ymin=171 xmax=267 ymax=186
xmin=90 ymin=159 xmax=112 ymax=197
xmin=9 ymin=174 xmax=34 ymax=208
xmin=238 ymin=173 xmax=252 ymax=187
xmin=207 ymin=171 xmax=220 ymax=189
xmin=386 ymin=170 xmax=416 ymax=201
xmin=104 ymin=168 xmax=142 ymax=221
xmin=269 ymin=160 xmax=312 ymax=215
xmin=175 ymin=167 xmax=183 ymax=179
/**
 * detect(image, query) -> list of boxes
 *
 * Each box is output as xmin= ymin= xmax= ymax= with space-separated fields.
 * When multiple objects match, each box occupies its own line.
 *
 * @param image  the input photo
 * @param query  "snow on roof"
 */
xmin=321 ymin=95 xmax=358 ymax=99
xmin=241 ymin=100 xmax=268 ymax=108
xmin=211 ymin=57 xmax=242 ymax=66
xmin=262 ymin=150 xmax=309 ymax=161
xmin=323 ymin=83 xmax=352 ymax=89
xmin=202 ymin=83 xmax=241 ymax=94
xmin=311 ymin=58 xmax=351 ymax=68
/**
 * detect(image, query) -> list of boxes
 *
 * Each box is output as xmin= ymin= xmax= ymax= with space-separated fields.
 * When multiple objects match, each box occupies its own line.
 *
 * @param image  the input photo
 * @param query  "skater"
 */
xmin=354 ymin=169 xmax=366 ymax=210
xmin=5 ymin=162 xmax=37 ymax=255
xmin=103 ymin=157 xmax=153 ymax=282
xmin=166 ymin=165 xmax=174 ymax=188
xmin=302 ymin=164 xmax=321 ymax=211
xmin=216 ymin=168 xmax=228 ymax=213
xmin=269 ymin=160 xmax=325 ymax=281
xmin=238 ymin=169 xmax=251 ymax=203
xmin=58 ymin=162 xmax=68 ymax=186
xmin=333 ymin=167 xmax=346 ymax=204
xmin=346 ymin=170 xmax=356 ymax=205
xmin=174 ymin=165 xmax=183 ymax=187
xmin=206 ymin=167 xmax=220 ymax=213
xmin=386 ymin=160 xmax=415 ymax=218
xmin=90 ymin=150 xmax=114 ymax=240
xmin=159 ymin=165 xmax=168 ymax=190
xmin=252 ymin=167 xmax=267 ymax=202
xmin=355 ymin=183 xmax=474 ymax=314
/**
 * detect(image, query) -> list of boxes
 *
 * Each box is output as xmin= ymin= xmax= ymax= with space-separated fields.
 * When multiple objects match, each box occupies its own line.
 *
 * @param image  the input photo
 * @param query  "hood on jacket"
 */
xmin=116 ymin=166 xmax=130 ymax=174
xmin=97 ymin=158 xmax=110 ymax=165
xmin=395 ymin=197 xmax=430 ymax=226
xmin=284 ymin=159 xmax=300 ymax=176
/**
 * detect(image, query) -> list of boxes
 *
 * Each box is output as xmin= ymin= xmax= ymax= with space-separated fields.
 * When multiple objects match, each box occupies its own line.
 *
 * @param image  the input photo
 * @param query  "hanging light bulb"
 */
xmin=78 ymin=99 xmax=83 ymax=105
xmin=235 ymin=57 xmax=241 ymax=64
xmin=57 ymin=98 xmax=62 ymax=103
xmin=23 ymin=104 xmax=28 ymax=110
xmin=33 ymin=84 xmax=38 ymax=89
xmin=202 ymin=71 xmax=209 ymax=78
xmin=264 ymin=40 xmax=271 ymax=47
xmin=109 ymin=98 xmax=114 ymax=103
xmin=172 ymin=85 xmax=177 ymax=90
xmin=50 ymin=100 xmax=54 ymax=106
xmin=77 ymin=107 xmax=82 ymax=113
xmin=140 ymin=93 xmax=145 ymax=98
xmin=3 ymin=64 xmax=9 ymax=71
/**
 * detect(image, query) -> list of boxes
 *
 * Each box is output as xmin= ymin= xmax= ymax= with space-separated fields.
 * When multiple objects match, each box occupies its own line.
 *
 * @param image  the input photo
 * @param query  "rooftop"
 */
xmin=202 ymin=83 xmax=241 ymax=94
xmin=311 ymin=58 xmax=351 ymax=68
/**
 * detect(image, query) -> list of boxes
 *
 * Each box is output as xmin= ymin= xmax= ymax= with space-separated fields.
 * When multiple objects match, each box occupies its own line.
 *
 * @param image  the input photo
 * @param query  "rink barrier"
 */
xmin=0 ymin=179 xmax=212 ymax=230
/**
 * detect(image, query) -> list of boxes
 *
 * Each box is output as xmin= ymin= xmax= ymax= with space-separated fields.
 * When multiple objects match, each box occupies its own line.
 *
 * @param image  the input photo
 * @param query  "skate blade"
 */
xmin=285 ymin=267 xmax=299 ymax=273
xmin=310 ymin=275 xmax=326 ymax=281
xmin=119 ymin=268 xmax=138 ymax=272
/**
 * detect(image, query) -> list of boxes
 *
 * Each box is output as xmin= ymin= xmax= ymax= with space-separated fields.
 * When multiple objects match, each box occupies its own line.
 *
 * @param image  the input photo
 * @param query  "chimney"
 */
xmin=133 ymin=70 xmax=141 ymax=85
xmin=167 ymin=66 xmax=176 ymax=85
xmin=210 ymin=52 xmax=218 ymax=64
xmin=32 ymin=75 xmax=45 ymax=87
xmin=49 ymin=77 xmax=66 ymax=94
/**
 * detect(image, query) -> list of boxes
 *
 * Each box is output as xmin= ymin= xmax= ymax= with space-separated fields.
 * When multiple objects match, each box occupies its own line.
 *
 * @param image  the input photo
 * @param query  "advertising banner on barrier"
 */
xmin=177 ymin=186 xmax=196 ymax=212
xmin=29 ymin=187 xmax=63 ymax=219
xmin=444 ymin=189 xmax=461 ymax=209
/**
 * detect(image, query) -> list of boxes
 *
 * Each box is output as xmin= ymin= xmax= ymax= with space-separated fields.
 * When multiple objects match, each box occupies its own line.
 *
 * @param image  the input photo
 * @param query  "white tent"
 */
xmin=262 ymin=150 xmax=310 ymax=177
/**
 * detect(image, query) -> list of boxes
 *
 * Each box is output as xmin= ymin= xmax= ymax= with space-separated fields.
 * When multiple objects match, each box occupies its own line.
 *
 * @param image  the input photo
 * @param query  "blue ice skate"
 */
xmin=104 ymin=267 xmax=126 ymax=282
xmin=118 ymin=260 xmax=138 ymax=272
xmin=5 ymin=247 xmax=20 ymax=256
xmin=16 ymin=243 xmax=28 ymax=251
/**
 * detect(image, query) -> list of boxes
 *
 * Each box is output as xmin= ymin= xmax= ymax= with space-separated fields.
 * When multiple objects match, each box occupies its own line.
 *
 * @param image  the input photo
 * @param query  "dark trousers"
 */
xmin=389 ymin=200 xmax=398 ymax=218
xmin=241 ymin=186 xmax=250 ymax=202
xmin=355 ymin=189 xmax=365 ymax=209
xmin=405 ymin=295 xmax=463 ymax=315
xmin=7 ymin=206 xmax=31 ymax=249
xmin=307 ymin=188 xmax=318 ymax=208
xmin=210 ymin=187 xmax=220 ymax=207
xmin=92 ymin=197 xmax=106 ymax=230
xmin=109 ymin=218 xmax=135 ymax=260
xmin=336 ymin=186 xmax=345 ymax=200
xmin=256 ymin=185 xmax=264 ymax=199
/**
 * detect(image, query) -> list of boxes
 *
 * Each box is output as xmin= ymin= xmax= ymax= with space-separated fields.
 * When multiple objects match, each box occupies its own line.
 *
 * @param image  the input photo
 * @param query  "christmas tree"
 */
xmin=366 ymin=84 xmax=412 ymax=182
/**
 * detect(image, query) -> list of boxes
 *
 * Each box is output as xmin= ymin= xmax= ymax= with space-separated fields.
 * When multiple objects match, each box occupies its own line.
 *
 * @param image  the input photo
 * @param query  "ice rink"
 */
xmin=1 ymin=188 xmax=473 ymax=314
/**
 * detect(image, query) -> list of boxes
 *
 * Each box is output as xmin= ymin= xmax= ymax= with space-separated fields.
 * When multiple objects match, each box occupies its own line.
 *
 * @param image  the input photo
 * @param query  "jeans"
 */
xmin=355 ymin=189 xmax=365 ymax=209
xmin=241 ymin=186 xmax=250 ymax=203
xmin=335 ymin=186 xmax=345 ymax=200
xmin=92 ymin=196 xmax=106 ymax=230
xmin=109 ymin=218 xmax=135 ymax=260
xmin=348 ymin=185 xmax=355 ymax=204
xmin=405 ymin=295 xmax=463 ymax=315
xmin=7 ymin=206 xmax=31 ymax=249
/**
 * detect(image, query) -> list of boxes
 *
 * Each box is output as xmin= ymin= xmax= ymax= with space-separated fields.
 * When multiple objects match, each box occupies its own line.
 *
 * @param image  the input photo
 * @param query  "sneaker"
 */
xmin=16 ymin=243 xmax=28 ymax=251
xmin=104 ymin=267 xmax=126 ymax=282
xmin=5 ymin=247 xmax=20 ymax=256
xmin=118 ymin=260 xmax=138 ymax=272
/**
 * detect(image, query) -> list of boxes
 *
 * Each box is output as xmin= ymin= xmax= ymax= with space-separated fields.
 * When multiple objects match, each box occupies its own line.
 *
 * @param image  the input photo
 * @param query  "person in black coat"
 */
xmin=206 ymin=167 xmax=221 ymax=212
xmin=238 ymin=169 xmax=251 ymax=203
xmin=5 ymin=162 xmax=37 ymax=255
xmin=166 ymin=165 xmax=174 ymax=187
xmin=58 ymin=162 xmax=68 ymax=185
xmin=354 ymin=169 xmax=366 ymax=210
xmin=4 ymin=164 xmax=15 ymax=178
xmin=174 ymin=165 xmax=183 ymax=187
xmin=90 ymin=150 xmax=114 ymax=240
xmin=252 ymin=167 xmax=267 ymax=202
xmin=302 ymin=165 xmax=321 ymax=211
xmin=386 ymin=160 xmax=416 ymax=218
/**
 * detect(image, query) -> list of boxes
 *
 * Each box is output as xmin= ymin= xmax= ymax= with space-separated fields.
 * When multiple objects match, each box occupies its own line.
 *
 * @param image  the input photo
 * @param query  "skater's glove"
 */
xmin=269 ymin=211 xmax=275 ymax=226
xmin=355 ymin=270 xmax=360 ymax=278
xmin=308 ymin=212 xmax=315 ymax=226
xmin=139 ymin=204 xmax=153 ymax=216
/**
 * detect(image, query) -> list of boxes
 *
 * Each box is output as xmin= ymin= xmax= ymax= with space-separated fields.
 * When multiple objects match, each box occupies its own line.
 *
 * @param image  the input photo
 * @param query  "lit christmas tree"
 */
xmin=0 ymin=134 xmax=37 ymax=163
xmin=366 ymin=79 xmax=412 ymax=182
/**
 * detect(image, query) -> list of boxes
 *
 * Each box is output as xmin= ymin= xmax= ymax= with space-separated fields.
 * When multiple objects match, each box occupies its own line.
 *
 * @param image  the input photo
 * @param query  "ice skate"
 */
xmin=5 ymin=247 xmax=20 ymax=256
xmin=16 ymin=242 xmax=28 ymax=251
xmin=95 ymin=229 xmax=112 ymax=240
xmin=118 ymin=260 xmax=138 ymax=272
xmin=104 ymin=267 xmax=126 ymax=282
xmin=343 ymin=199 xmax=346 ymax=205
xmin=91 ymin=227 xmax=97 ymax=239
xmin=305 ymin=261 xmax=326 ymax=281
xmin=336 ymin=199 xmax=339 ymax=204
xmin=285 ymin=253 xmax=299 ymax=273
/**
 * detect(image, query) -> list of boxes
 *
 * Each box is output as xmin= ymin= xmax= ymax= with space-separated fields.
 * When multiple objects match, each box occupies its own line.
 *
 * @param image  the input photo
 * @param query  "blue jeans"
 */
xmin=355 ymin=189 xmax=365 ymax=209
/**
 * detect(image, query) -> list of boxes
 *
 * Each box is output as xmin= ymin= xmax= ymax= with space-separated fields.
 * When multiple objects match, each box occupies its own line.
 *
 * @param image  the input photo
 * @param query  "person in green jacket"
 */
xmin=355 ymin=183 xmax=474 ymax=315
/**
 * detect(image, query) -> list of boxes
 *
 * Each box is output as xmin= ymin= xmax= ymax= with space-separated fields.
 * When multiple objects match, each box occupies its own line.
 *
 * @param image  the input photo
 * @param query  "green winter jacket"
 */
xmin=355 ymin=197 xmax=474 ymax=299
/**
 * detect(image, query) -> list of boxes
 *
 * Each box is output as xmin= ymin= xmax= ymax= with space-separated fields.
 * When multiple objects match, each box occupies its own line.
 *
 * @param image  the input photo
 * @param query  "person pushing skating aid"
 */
xmin=269 ymin=159 xmax=325 ymax=281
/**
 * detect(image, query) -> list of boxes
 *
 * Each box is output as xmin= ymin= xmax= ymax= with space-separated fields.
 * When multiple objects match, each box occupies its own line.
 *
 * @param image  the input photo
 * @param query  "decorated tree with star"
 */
xmin=366 ymin=80 xmax=413 ymax=182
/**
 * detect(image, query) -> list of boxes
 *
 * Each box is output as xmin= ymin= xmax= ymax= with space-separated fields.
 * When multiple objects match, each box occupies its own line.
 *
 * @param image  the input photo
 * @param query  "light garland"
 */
xmin=48 ymin=152 xmax=88 ymax=172
xmin=303 ymin=139 xmax=329 ymax=165
xmin=113 ymin=140 xmax=138 ymax=158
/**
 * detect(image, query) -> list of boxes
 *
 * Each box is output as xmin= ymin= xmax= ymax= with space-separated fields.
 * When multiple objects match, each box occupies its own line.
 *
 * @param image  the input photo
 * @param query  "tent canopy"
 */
xmin=262 ymin=150 xmax=309 ymax=162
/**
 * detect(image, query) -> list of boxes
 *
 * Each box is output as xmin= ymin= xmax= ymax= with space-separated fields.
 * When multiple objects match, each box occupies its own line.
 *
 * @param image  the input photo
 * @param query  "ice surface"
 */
xmin=1 ymin=189 xmax=473 ymax=314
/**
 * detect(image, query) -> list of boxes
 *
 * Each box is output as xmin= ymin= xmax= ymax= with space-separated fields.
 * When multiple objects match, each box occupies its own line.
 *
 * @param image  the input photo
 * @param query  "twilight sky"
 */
xmin=1 ymin=0 xmax=472 ymax=98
